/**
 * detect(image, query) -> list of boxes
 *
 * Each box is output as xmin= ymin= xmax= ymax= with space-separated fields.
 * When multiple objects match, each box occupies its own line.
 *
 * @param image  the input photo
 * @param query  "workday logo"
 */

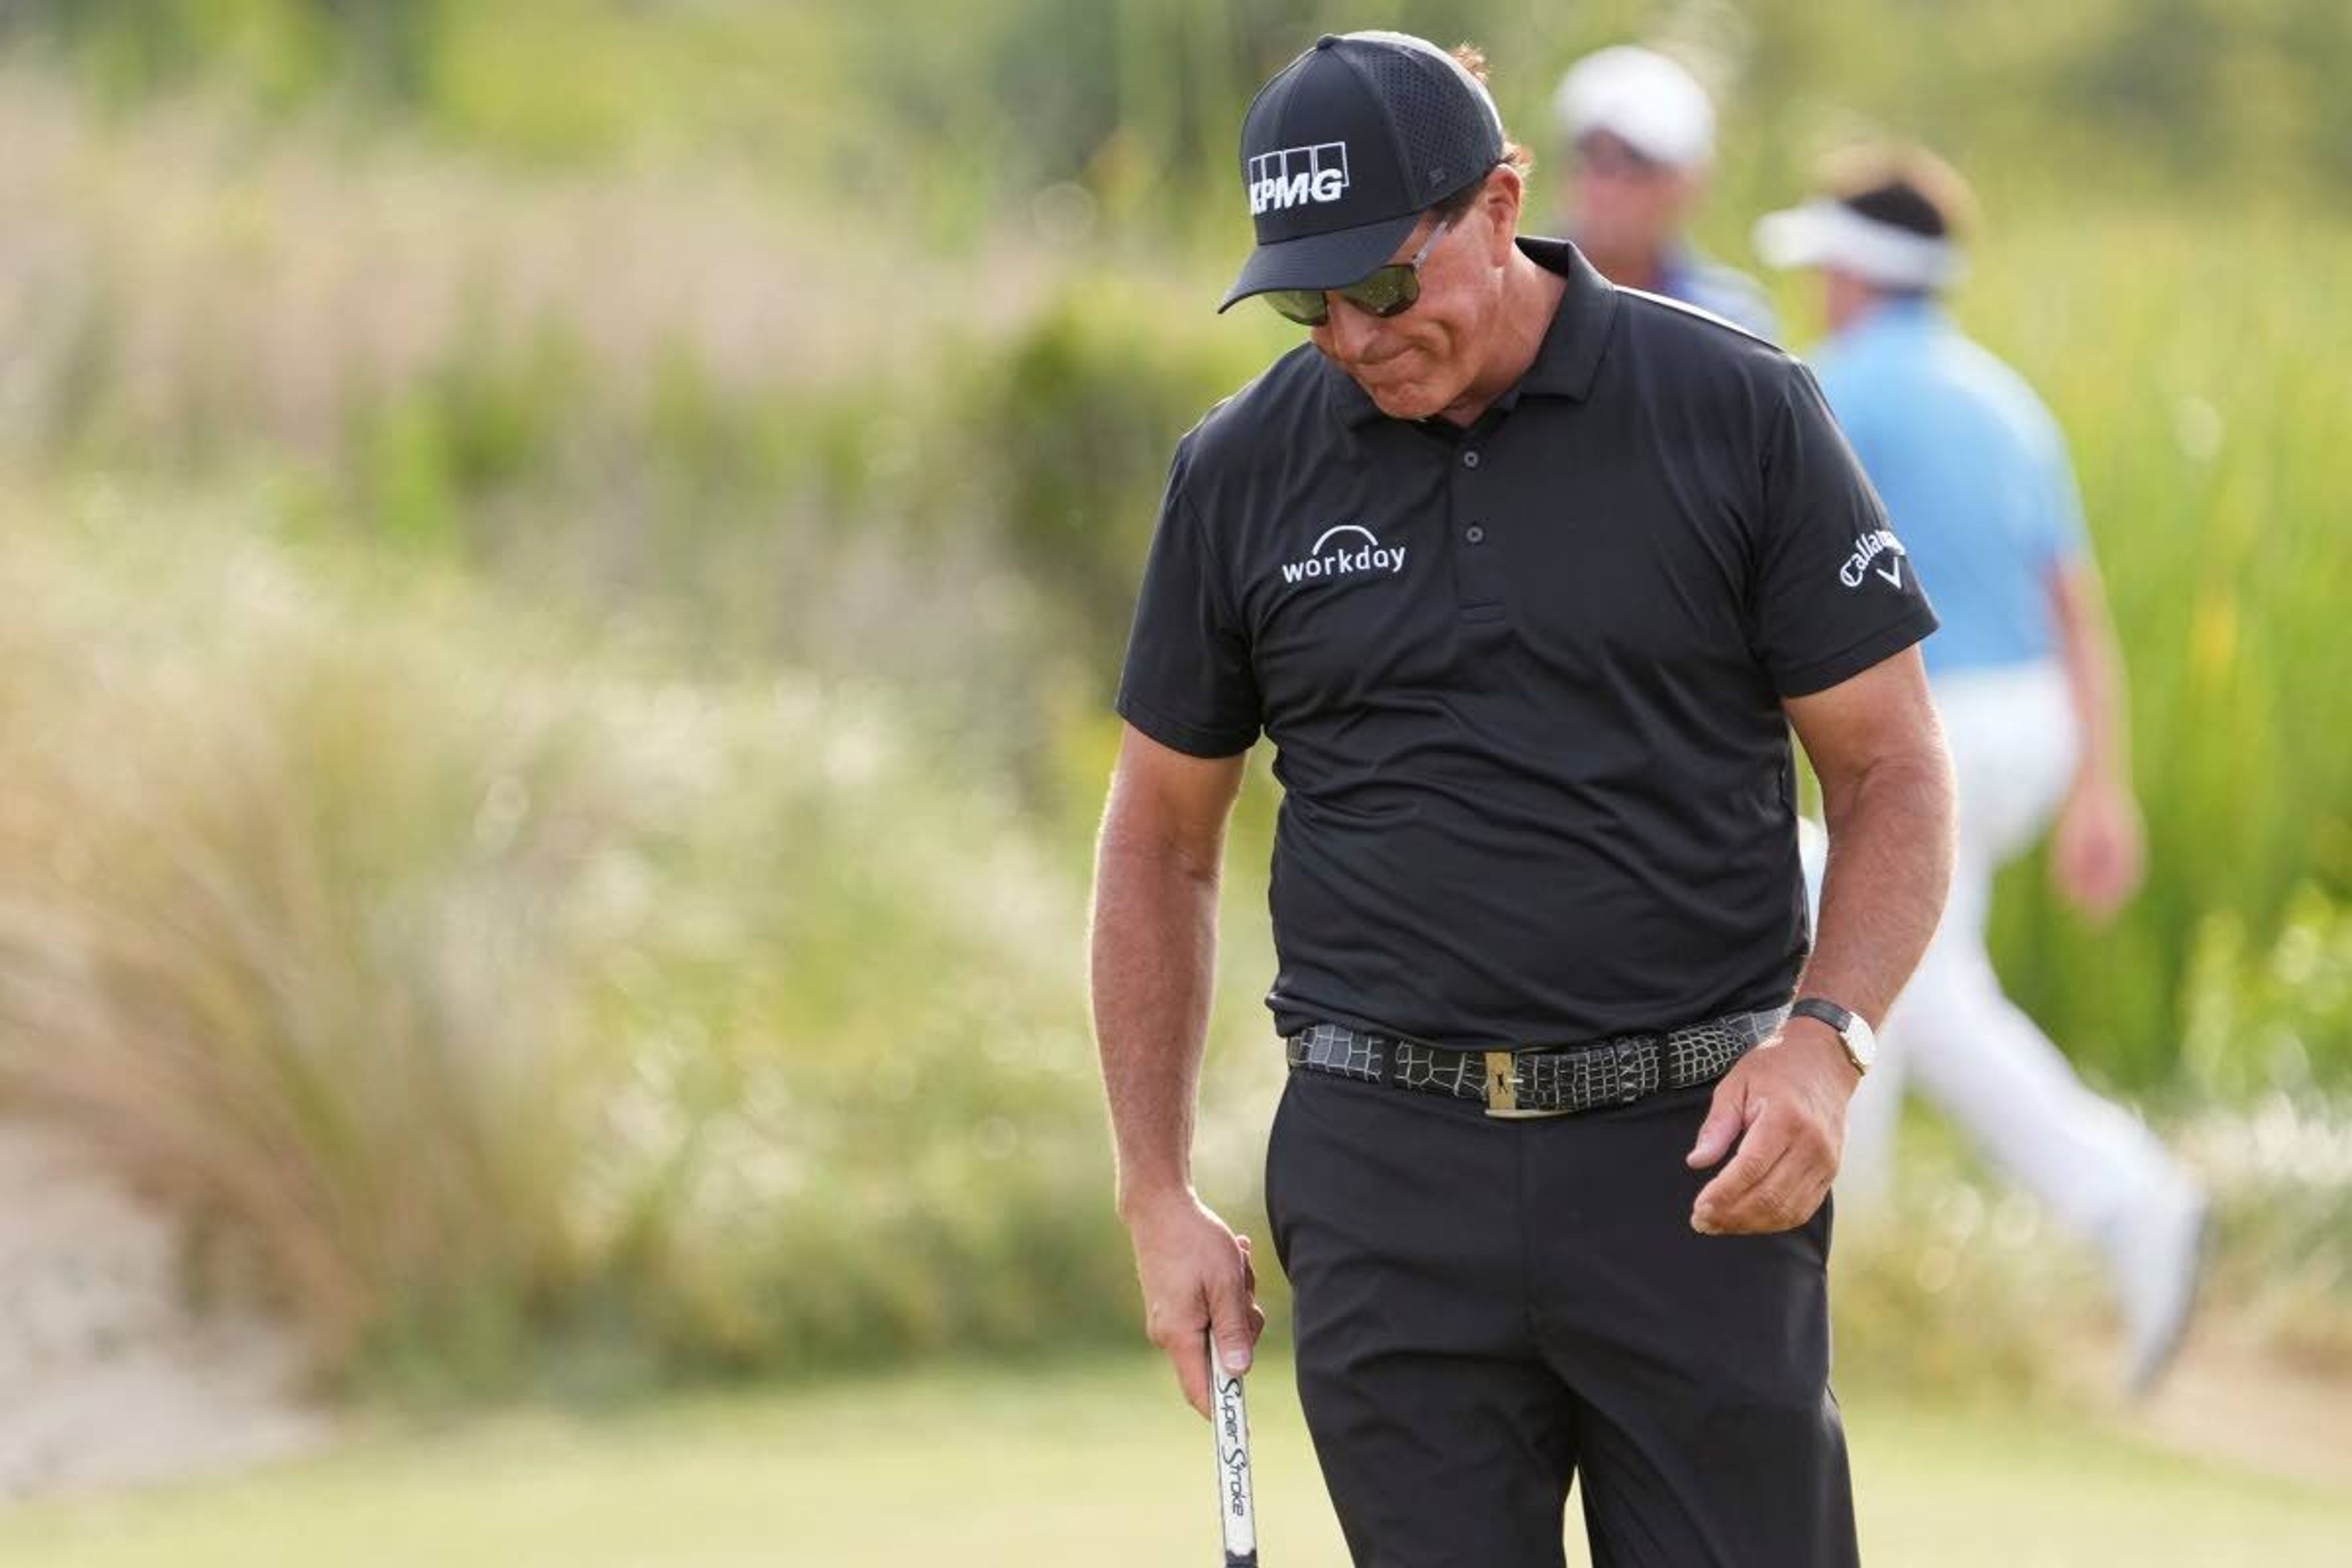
xmin=1278 ymin=522 xmax=1408 ymax=586
xmin=1248 ymin=143 xmax=1351 ymax=214
xmin=1839 ymin=528 xmax=1909 ymax=589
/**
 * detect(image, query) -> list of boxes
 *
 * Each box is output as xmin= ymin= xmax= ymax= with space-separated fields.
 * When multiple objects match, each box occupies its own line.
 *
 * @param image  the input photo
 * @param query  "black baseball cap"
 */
xmin=1219 ymin=31 xmax=1506 ymax=313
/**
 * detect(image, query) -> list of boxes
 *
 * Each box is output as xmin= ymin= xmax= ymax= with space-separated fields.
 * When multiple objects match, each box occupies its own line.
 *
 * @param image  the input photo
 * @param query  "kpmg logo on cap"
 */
xmin=1248 ymin=142 xmax=1351 ymax=214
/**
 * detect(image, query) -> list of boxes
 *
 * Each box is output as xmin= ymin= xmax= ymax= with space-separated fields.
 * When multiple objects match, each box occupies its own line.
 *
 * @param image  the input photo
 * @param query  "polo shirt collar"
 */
xmin=1495 ymin=238 xmax=1618 ymax=409
xmin=1324 ymin=236 xmax=1619 ymax=428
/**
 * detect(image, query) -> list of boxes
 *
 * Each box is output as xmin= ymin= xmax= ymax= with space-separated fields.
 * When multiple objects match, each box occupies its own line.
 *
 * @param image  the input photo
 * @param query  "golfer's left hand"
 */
xmin=1684 ymin=1021 xmax=1858 ymax=1235
xmin=2050 ymin=777 xmax=2144 ymax=924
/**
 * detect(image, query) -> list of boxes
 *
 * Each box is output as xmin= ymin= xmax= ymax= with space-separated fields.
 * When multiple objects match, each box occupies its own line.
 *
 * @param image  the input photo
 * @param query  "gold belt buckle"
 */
xmin=1482 ymin=1049 xmax=1572 ymax=1119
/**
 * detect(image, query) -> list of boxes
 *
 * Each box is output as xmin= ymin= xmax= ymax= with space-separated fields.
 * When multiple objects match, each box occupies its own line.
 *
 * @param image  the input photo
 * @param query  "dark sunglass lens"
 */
xmin=1348 ymin=266 xmax=1418 ymax=318
xmin=1262 ymin=290 xmax=1328 ymax=326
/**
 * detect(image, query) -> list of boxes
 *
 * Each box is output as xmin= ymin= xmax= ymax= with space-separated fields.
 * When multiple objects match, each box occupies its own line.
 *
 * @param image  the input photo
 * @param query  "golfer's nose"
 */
xmin=1324 ymin=298 xmax=1383 ymax=361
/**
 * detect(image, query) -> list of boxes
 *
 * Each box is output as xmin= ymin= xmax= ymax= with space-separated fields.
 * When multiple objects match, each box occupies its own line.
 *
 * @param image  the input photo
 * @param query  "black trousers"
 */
xmin=1264 ymin=1065 xmax=1859 ymax=1567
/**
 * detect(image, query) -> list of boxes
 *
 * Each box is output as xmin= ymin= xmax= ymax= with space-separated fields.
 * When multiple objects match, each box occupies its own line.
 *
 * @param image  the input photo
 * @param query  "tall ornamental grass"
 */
xmin=0 ymin=483 xmax=1163 ymax=1393
xmin=1951 ymin=213 xmax=2352 ymax=1089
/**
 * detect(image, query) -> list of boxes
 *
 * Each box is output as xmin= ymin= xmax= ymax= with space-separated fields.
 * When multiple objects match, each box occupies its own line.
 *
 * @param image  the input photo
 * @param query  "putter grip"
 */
xmin=1208 ymin=1336 xmax=1259 ymax=1566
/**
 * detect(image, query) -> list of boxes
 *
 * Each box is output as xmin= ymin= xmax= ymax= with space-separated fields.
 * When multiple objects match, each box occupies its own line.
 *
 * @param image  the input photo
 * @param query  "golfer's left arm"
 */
xmin=1687 ymin=648 xmax=1956 ymax=1234
xmin=2046 ymin=556 xmax=2145 ymax=920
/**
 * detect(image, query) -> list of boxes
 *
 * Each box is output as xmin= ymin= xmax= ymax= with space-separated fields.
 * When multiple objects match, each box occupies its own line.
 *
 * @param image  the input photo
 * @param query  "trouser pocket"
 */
xmin=1262 ymin=1073 xmax=1299 ymax=1273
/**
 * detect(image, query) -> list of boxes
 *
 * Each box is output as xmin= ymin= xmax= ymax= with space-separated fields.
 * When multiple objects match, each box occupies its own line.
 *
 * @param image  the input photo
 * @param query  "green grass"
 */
xmin=0 ymin=1353 xmax=2342 ymax=1567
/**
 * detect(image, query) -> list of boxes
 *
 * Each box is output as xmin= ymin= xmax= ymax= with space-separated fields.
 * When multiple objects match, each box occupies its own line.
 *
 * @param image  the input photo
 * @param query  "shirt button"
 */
xmin=1464 ymin=524 xmax=1486 ymax=544
xmin=1461 ymin=450 xmax=1481 ymax=469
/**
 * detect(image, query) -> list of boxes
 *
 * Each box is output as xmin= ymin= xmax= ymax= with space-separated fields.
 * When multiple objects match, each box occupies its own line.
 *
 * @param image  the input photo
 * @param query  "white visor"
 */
xmin=1553 ymin=45 xmax=1714 ymax=169
xmin=1752 ymin=200 xmax=1965 ymax=290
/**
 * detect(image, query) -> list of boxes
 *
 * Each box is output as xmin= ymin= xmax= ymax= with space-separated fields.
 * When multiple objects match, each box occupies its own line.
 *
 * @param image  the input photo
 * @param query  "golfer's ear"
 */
xmin=1480 ymin=165 xmax=1524 ymax=256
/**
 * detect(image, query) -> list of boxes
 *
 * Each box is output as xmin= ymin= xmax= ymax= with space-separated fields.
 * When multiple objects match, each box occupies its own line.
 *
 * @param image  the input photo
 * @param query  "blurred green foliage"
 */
xmin=0 ymin=496 xmax=1157 ymax=1395
xmin=347 ymin=323 xmax=584 ymax=553
xmin=2183 ymin=892 xmax=2352 ymax=1102
xmin=1945 ymin=214 xmax=2352 ymax=1088
xmin=7 ymin=1 xmax=2351 ymax=208
xmin=962 ymin=276 xmax=1277 ymax=673
xmin=4 ymin=0 xmax=440 ymax=106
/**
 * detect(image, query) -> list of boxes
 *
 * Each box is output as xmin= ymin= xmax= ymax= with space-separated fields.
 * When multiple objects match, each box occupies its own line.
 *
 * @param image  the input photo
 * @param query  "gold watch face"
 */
xmin=1843 ymin=1012 xmax=1877 ymax=1072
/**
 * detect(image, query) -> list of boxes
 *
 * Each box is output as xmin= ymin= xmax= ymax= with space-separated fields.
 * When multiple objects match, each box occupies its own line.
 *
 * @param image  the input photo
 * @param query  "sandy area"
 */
xmin=2132 ymin=1336 xmax=2352 ymax=1494
xmin=0 ymin=1121 xmax=332 ymax=1500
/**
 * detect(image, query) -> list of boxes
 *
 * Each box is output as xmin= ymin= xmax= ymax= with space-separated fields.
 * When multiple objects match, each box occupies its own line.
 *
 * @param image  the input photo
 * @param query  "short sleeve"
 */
xmin=1114 ymin=445 xmax=1262 ymax=756
xmin=1749 ymin=362 xmax=1941 ymax=697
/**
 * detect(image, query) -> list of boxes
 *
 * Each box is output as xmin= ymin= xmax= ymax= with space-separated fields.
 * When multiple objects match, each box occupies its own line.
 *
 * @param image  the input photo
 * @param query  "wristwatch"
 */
xmin=1789 ymin=997 xmax=1876 ymax=1076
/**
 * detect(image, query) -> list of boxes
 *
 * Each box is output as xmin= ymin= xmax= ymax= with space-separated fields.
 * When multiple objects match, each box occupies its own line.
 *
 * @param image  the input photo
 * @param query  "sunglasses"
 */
xmin=1261 ymin=217 xmax=1455 ymax=328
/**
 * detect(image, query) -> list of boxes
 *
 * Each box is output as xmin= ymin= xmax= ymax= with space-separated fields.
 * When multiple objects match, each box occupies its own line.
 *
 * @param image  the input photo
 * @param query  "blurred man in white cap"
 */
xmin=1758 ymin=145 xmax=2207 ymax=1395
xmin=1552 ymin=44 xmax=1776 ymax=338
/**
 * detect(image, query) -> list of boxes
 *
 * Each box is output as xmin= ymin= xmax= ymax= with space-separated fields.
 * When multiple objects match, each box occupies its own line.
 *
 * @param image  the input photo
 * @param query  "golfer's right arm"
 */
xmin=1091 ymin=722 xmax=1264 ymax=1418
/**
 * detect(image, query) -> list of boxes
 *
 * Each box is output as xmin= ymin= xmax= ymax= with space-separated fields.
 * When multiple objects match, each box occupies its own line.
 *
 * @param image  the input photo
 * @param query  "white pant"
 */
xmin=1804 ymin=662 xmax=2179 ymax=1240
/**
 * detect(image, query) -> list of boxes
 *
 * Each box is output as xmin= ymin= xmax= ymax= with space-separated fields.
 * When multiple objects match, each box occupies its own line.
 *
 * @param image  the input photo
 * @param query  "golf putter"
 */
xmin=1207 ymin=1333 xmax=1259 ymax=1566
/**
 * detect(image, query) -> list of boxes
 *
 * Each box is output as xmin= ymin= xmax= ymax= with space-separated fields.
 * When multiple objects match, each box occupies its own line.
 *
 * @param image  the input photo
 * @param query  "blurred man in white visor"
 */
xmin=1552 ymin=44 xmax=1776 ymax=339
xmin=1759 ymin=145 xmax=2207 ymax=1395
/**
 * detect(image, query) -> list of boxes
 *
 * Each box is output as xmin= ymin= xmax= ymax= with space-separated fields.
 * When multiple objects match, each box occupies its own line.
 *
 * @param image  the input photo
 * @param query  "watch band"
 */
xmin=1790 ymin=995 xmax=1872 ymax=1075
xmin=1789 ymin=996 xmax=1856 ymax=1035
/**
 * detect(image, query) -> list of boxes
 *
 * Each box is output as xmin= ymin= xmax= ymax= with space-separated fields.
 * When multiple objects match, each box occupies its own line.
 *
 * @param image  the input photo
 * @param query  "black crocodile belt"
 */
xmin=1284 ymin=1007 xmax=1790 ymax=1119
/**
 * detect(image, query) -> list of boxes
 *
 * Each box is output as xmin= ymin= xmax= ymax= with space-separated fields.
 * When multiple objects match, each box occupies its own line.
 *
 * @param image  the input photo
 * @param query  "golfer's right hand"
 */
xmin=1123 ymin=1190 xmax=1265 ymax=1418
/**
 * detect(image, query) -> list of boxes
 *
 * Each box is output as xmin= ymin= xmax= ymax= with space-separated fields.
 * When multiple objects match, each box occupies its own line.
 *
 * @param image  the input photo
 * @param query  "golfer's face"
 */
xmin=1565 ymin=130 xmax=1695 ymax=257
xmin=1310 ymin=202 xmax=1499 ymax=421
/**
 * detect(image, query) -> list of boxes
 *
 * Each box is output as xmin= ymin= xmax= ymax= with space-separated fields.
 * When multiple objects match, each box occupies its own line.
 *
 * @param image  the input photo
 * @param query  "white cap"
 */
xmin=1552 ymin=45 xmax=1714 ymax=169
xmin=1753 ymin=200 xmax=1967 ymax=291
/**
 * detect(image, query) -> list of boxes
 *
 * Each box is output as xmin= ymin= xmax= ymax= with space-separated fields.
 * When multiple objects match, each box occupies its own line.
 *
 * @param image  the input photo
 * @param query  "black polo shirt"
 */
xmin=1117 ymin=238 xmax=1937 ymax=1049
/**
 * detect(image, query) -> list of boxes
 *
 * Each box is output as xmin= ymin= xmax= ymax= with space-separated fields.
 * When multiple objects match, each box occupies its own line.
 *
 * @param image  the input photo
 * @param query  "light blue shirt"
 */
xmin=1552 ymin=230 xmax=1780 ymax=341
xmin=1657 ymin=247 xmax=1779 ymax=342
xmin=1808 ymin=298 xmax=2086 ymax=677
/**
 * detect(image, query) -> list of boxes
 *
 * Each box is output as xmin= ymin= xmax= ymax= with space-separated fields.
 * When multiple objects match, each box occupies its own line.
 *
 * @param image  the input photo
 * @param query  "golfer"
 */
xmin=1550 ymin=44 xmax=1777 ymax=339
xmin=1091 ymin=32 xmax=1957 ymax=1564
xmin=1757 ymin=146 xmax=2207 ymax=1393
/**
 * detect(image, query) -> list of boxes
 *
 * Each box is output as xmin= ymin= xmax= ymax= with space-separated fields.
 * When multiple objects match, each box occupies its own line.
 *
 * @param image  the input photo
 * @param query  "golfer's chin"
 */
xmin=1354 ymin=374 xmax=1456 ymax=422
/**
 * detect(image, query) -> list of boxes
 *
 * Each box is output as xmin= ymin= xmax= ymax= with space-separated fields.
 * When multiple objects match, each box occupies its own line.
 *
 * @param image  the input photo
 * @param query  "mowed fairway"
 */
xmin=0 ymin=1354 xmax=2343 ymax=1567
